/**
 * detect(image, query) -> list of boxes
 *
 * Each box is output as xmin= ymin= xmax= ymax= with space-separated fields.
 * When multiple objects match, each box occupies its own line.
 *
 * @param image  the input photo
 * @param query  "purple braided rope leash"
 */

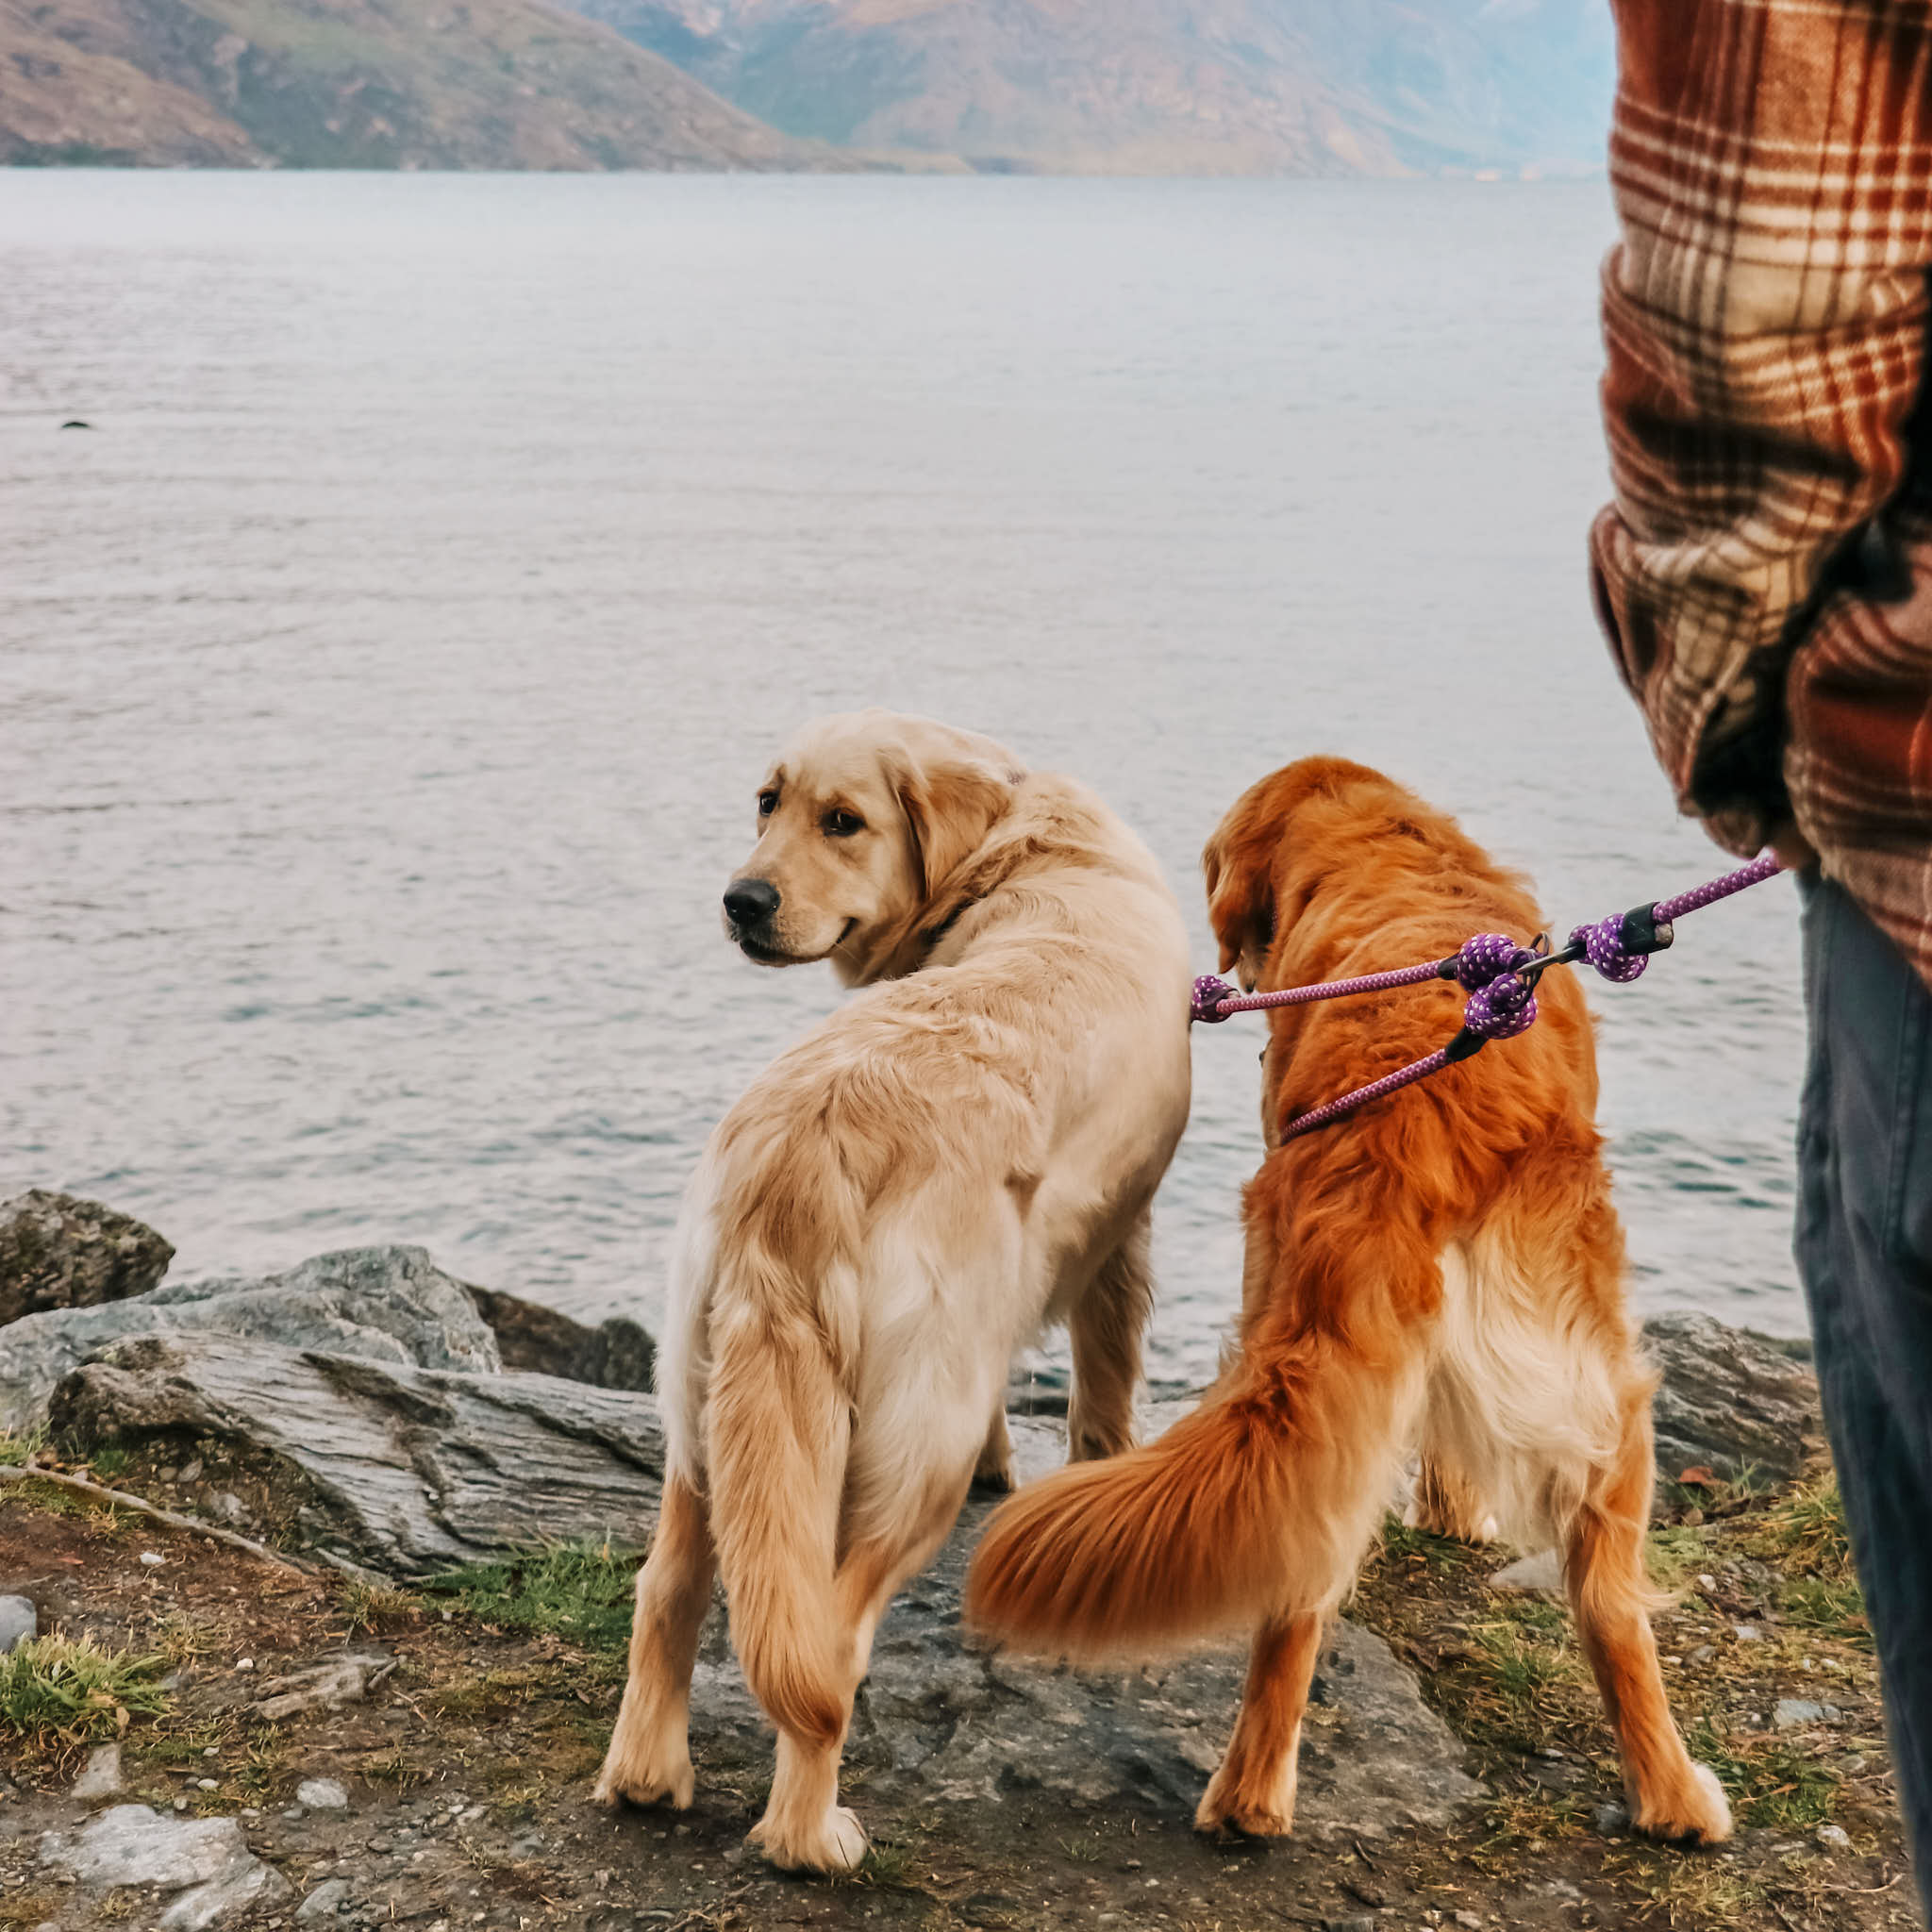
xmin=1188 ymin=849 xmax=1784 ymax=1141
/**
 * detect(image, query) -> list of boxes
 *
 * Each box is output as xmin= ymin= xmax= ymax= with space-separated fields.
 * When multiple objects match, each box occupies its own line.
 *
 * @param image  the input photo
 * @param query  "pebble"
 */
xmin=72 ymin=1744 xmax=122 ymax=1803
xmin=0 ymin=1595 xmax=38 ymax=1655
xmin=197 ymin=1778 xmax=220 ymax=1791
xmin=237 ymin=1657 xmax=255 ymax=1671
xmin=296 ymin=1779 xmax=350 ymax=1810
xmin=1592 ymin=1801 xmax=1630 ymax=1837
xmin=139 ymin=1551 xmax=166 ymax=1569
xmin=1455 ymin=1914 xmax=1483 ymax=1928
xmin=178 ymin=1459 xmax=204 ymax=1484
xmin=1733 ymin=1624 xmax=1762 ymax=1642
xmin=1816 ymin=1824 xmax=1852 ymax=1852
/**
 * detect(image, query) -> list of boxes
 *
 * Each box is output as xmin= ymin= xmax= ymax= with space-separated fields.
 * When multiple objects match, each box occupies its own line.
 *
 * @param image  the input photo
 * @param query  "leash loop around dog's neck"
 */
xmin=1189 ymin=850 xmax=1782 ymax=1141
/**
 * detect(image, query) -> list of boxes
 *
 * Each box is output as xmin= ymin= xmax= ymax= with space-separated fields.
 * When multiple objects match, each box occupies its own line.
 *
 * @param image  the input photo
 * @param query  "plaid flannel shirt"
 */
xmin=1591 ymin=0 xmax=1932 ymax=988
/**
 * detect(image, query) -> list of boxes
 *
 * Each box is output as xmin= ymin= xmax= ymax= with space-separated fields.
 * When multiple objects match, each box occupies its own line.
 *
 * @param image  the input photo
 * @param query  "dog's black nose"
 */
xmin=724 ymin=878 xmax=780 ymax=926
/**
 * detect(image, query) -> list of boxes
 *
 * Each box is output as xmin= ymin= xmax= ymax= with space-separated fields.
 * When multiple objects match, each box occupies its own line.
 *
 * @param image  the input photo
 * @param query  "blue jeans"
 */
xmin=1797 ymin=874 xmax=1932 ymax=1917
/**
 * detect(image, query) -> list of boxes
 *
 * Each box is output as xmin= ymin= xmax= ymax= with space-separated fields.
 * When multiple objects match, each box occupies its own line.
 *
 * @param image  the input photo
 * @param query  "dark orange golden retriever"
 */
xmin=966 ymin=757 xmax=1731 ymax=1846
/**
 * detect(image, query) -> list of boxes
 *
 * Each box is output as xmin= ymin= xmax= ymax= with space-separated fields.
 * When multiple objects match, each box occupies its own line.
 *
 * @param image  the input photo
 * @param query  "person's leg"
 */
xmin=1795 ymin=874 xmax=1932 ymax=1918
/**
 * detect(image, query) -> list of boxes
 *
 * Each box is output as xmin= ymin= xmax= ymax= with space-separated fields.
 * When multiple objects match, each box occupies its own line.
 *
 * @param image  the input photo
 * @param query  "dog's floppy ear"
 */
xmin=891 ymin=733 xmax=1021 ymax=900
xmin=1202 ymin=794 xmax=1279 ymax=976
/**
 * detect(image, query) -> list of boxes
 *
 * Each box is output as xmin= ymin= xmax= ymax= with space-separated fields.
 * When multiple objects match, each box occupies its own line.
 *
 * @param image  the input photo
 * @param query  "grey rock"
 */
xmin=49 ymin=1331 xmax=662 ymax=1573
xmin=0 ymin=1592 xmax=37 ymax=1653
xmin=0 ymin=1244 xmax=499 ymax=1434
xmin=1774 ymin=1698 xmax=1839 ymax=1729
xmin=297 ymin=1879 xmax=353 ymax=1921
xmin=1488 ymin=1549 xmax=1564 ymax=1595
xmin=462 ymin=1285 xmax=654 ymax=1392
xmin=1642 ymin=1312 xmax=1819 ymax=1481
xmin=1816 ymin=1823 xmax=1852 ymax=1851
xmin=71 ymin=1742 xmax=123 ymax=1803
xmin=1593 ymin=1800 xmax=1630 ymax=1836
xmin=0 ymin=1190 xmax=174 ymax=1329
xmin=38 ymin=1803 xmax=290 ymax=1927
xmin=160 ymin=1857 xmax=291 ymax=1931
xmin=676 ymin=1410 xmax=1482 ymax=1837
xmin=295 ymin=1778 xmax=349 ymax=1810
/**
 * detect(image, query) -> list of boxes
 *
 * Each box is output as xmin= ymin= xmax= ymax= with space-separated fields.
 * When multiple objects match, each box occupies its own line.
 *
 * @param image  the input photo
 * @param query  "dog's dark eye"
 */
xmin=822 ymin=809 xmax=864 ymax=838
xmin=757 ymin=790 xmax=778 ymax=818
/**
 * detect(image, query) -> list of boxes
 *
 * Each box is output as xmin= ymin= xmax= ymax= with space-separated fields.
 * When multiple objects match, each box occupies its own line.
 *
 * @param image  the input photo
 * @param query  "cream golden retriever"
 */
xmin=592 ymin=708 xmax=1192 ymax=1873
xmin=967 ymin=758 xmax=1731 ymax=1848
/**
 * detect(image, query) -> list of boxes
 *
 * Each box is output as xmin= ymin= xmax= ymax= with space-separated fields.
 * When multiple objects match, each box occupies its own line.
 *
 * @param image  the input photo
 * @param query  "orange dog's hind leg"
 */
xmin=1067 ymin=1214 xmax=1153 ymax=1462
xmin=594 ymin=1474 xmax=717 ymax=1810
xmin=1194 ymin=1609 xmax=1325 ymax=1837
xmin=1564 ymin=1391 xmax=1732 ymax=1844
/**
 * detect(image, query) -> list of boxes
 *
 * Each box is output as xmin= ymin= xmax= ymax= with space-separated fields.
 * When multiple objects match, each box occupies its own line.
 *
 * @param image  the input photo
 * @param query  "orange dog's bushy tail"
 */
xmin=965 ymin=1216 xmax=1428 ymax=1661
xmin=706 ymin=1274 xmax=853 ymax=1743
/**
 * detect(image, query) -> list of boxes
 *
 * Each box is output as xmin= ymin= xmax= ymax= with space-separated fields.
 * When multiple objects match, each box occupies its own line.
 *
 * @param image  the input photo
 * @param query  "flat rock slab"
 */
xmin=49 ymin=1332 xmax=663 ymax=1573
xmin=0 ymin=1244 xmax=500 ymax=1435
xmin=680 ymin=1415 xmax=1483 ymax=1838
xmin=38 ymin=1803 xmax=290 ymax=1929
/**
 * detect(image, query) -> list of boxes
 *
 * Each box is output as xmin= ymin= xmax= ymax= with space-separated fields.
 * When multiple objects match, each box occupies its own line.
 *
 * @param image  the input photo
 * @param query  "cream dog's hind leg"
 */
xmin=593 ymin=1474 xmax=716 ymax=1810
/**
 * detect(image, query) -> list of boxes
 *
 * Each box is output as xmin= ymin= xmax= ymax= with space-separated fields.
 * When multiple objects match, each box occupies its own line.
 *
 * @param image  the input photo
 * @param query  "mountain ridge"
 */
xmin=561 ymin=0 xmax=1616 ymax=176
xmin=0 ymin=0 xmax=853 ymax=169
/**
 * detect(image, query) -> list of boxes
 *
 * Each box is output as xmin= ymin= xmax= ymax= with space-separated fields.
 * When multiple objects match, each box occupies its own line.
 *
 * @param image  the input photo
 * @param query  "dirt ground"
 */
xmin=0 ymin=1456 xmax=1921 ymax=1932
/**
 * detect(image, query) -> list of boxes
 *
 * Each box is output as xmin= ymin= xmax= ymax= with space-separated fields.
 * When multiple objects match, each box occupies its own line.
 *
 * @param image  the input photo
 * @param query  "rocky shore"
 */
xmin=0 ymin=1191 xmax=1914 ymax=1932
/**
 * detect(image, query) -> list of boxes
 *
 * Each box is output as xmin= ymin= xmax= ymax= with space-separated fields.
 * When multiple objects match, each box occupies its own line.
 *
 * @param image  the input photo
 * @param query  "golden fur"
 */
xmin=593 ymin=709 xmax=1192 ymax=1873
xmin=965 ymin=758 xmax=1732 ymax=1847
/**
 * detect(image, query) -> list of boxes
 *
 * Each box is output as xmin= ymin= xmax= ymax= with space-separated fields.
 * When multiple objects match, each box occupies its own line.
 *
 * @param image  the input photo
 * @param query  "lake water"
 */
xmin=0 ymin=173 xmax=1807 ymax=1389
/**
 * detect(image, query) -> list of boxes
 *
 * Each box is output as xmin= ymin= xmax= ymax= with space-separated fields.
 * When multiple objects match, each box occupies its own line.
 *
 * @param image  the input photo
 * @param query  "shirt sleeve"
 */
xmin=1591 ymin=0 xmax=1932 ymax=852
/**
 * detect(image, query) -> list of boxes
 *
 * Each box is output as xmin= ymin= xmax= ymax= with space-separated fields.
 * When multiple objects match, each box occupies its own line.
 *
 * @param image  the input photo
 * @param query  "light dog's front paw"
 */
xmin=1632 ymin=1761 xmax=1733 ymax=1847
xmin=592 ymin=1729 xmax=695 ymax=1812
xmin=748 ymin=1803 xmax=870 ymax=1874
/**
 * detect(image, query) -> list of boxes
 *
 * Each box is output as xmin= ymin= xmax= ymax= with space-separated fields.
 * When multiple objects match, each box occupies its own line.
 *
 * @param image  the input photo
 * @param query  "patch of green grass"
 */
xmin=1753 ymin=1474 xmax=1852 ymax=1574
xmin=1645 ymin=1524 xmax=1714 ymax=1591
xmin=338 ymin=1576 xmax=426 ymax=1635
xmin=153 ymin=1612 xmax=216 ymax=1669
xmin=1434 ymin=1603 xmax=1595 ymax=1758
xmin=1685 ymin=1719 xmax=1841 ymax=1830
xmin=1656 ymin=1463 xmax=1771 ymax=1517
xmin=1743 ymin=1474 xmax=1868 ymax=1640
xmin=88 ymin=1446 xmax=130 ymax=1480
xmin=1375 ymin=1515 xmax=1484 ymax=1576
xmin=0 ymin=1634 xmax=171 ymax=1745
xmin=0 ymin=1425 xmax=46 ymax=1468
xmin=423 ymin=1540 xmax=641 ymax=1653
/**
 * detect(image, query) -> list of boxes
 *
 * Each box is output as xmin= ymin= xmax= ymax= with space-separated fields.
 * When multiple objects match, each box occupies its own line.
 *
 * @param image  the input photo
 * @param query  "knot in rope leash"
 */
xmin=1189 ymin=849 xmax=1782 ymax=1139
